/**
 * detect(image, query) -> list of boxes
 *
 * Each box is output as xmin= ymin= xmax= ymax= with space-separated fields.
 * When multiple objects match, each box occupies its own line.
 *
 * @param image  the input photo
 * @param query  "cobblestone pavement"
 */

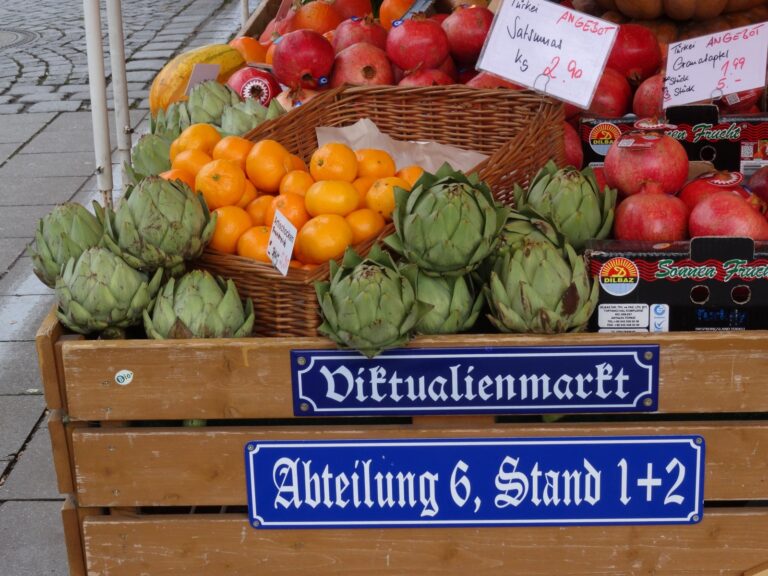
xmin=0 ymin=0 xmax=242 ymax=114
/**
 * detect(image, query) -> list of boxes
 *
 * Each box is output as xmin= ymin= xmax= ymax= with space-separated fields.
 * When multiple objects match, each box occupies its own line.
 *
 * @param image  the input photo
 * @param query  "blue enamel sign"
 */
xmin=291 ymin=345 xmax=659 ymax=416
xmin=245 ymin=435 xmax=704 ymax=529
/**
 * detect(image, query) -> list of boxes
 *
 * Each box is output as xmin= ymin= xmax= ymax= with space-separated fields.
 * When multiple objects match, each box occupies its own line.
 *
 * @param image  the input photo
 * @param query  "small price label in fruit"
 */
xmin=267 ymin=209 xmax=297 ymax=277
xmin=184 ymin=63 xmax=221 ymax=96
xmin=476 ymin=0 xmax=618 ymax=109
xmin=663 ymin=23 xmax=768 ymax=108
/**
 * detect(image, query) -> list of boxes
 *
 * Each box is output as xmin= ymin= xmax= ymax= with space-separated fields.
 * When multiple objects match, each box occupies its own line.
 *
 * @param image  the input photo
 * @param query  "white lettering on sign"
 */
xmin=476 ymin=0 xmax=618 ymax=109
xmin=267 ymin=209 xmax=297 ymax=277
xmin=664 ymin=23 xmax=768 ymax=108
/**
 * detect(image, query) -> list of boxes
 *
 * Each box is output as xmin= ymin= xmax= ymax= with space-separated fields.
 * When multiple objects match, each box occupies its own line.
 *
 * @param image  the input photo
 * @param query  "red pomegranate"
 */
xmin=606 ymin=24 xmax=662 ymax=85
xmin=275 ymin=87 xmax=320 ymax=110
xmin=437 ymin=56 xmax=458 ymax=81
xmin=678 ymin=171 xmax=747 ymax=211
xmin=604 ymin=129 xmax=689 ymax=197
xmin=458 ymin=67 xmax=479 ymax=84
xmin=563 ymin=121 xmax=583 ymax=169
xmin=588 ymin=68 xmax=632 ymax=118
xmin=632 ymin=73 xmax=665 ymax=119
xmin=226 ymin=67 xmax=281 ymax=105
xmin=272 ymin=30 xmax=335 ymax=90
xmin=689 ymin=192 xmax=768 ymax=239
xmin=614 ymin=192 xmax=689 ymax=241
xmin=385 ymin=16 xmax=450 ymax=72
xmin=330 ymin=43 xmax=394 ymax=87
xmin=748 ymin=166 xmax=768 ymax=204
xmin=441 ymin=6 xmax=494 ymax=65
xmin=398 ymin=69 xmax=454 ymax=86
xmin=332 ymin=16 xmax=388 ymax=53
xmin=466 ymin=71 xmax=521 ymax=89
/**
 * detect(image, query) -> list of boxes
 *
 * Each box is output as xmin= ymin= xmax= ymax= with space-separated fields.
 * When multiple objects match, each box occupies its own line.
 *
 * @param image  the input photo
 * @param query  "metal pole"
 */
xmin=241 ymin=0 xmax=250 ymax=30
xmin=106 ymin=0 xmax=132 ymax=190
xmin=83 ymin=0 xmax=114 ymax=208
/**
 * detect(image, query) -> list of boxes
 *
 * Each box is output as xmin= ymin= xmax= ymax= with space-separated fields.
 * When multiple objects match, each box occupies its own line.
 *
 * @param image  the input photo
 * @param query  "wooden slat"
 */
xmin=61 ymin=496 xmax=86 ymax=576
xmin=81 ymin=508 xmax=768 ymax=576
xmin=35 ymin=307 xmax=64 ymax=409
xmin=60 ymin=331 xmax=768 ymax=421
xmin=47 ymin=410 xmax=73 ymax=494
xmin=72 ymin=422 xmax=768 ymax=507
xmin=239 ymin=0 xmax=281 ymax=37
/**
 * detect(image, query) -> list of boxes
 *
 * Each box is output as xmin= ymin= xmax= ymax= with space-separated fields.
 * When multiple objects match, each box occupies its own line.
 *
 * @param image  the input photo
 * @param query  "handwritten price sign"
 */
xmin=266 ymin=209 xmax=297 ymax=277
xmin=664 ymin=23 xmax=768 ymax=108
xmin=476 ymin=0 xmax=618 ymax=109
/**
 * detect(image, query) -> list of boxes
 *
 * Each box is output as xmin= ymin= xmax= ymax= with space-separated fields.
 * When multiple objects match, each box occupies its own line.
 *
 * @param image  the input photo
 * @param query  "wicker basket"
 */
xmin=198 ymin=85 xmax=565 ymax=337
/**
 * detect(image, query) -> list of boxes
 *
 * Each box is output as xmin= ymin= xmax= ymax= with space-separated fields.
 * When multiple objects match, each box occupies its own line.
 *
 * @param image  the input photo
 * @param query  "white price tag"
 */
xmin=184 ymin=63 xmax=221 ymax=95
xmin=476 ymin=0 xmax=618 ymax=109
xmin=266 ymin=209 xmax=297 ymax=277
xmin=664 ymin=23 xmax=768 ymax=108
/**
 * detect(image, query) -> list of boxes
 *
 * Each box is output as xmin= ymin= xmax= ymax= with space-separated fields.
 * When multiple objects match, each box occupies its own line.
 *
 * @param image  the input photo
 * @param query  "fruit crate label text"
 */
xmin=476 ymin=0 xmax=618 ymax=108
xmin=244 ymin=436 xmax=704 ymax=529
xmin=290 ymin=345 xmax=659 ymax=416
xmin=664 ymin=23 xmax=768 ymax=108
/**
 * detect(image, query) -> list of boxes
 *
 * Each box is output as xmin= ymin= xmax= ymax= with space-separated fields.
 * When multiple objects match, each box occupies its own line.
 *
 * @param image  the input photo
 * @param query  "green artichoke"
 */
xmin=219 ymin=98 xmax=285 ymax=136
xmin=187 ymin=80 xmax=241 ymax=125
xmin=102 ymin=176 xmax=217 ymax=276
xmin=150 ymin=101 xmax=191 ymax=141
xmin=30 ymin=203 xmax=103 ymax=288
xmin=126 ymin=133 xmax=172 ymax=184
xmin=486 ymin=240 xmax=598 ymax=333
xmin=513 ymin=160 xmax=617 ymax=252
xmin=401 ymin=267 xmax=484 ymax=335
xmin=56 ymin=247 xmax=163 ymax=338
xmin=143 ymin=269 xmax=254 ymax=339
xmin=385 ymin=163 xmax=508 ymax=277
xmin=316 ymin=245 xmax=431 ymax=358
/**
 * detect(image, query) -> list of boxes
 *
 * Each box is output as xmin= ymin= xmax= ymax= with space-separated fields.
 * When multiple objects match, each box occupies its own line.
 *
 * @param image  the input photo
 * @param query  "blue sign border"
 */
xmin=291 ymin=345 xmax=659 ymax=416
xmin=245 ymin=435 xmax=704 ymax=529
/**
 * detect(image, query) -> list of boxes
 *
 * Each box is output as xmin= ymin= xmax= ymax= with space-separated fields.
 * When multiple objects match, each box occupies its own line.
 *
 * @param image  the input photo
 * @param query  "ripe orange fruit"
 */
xmin=356 ymin=148 xmax=396 ymax=179
xmin=210 ymin=206 xmax=253 ymax=254
xmin=229 ymin=36 xmax=268 ymax=63
xmin=159 ymin=168 xmax=196 ymax=190
xmin=174 ymin=123 xmax=222 ymax=156
xmin=346 ymin=208 xmax=386 ymax=244
xmin=304 ymin=180 xmax=360 ymax=217
xmin=279 ymin=170 xmax=315 ymax=197
xmin=293 ymin=1 xmax=343 ymax=35
xmin=265 ymin=43 xmax=277 ymax=65
xmin=395 ymin=164 xmax=425 ymax=188
xmin=365 ymin=176 xmax=411 ymax=219
xmin=195 ymin=159 xmax=247 ymax=210
xmin=310 ymin=142 xmax=358 ymax=182
xmin=245 ymin=195 xmax=274 ymax=226
xmin=296 ymin=214 xmax=354 ymax=264
xmin=236 ymin=180 xmax=258 ymax=208
xmin=352 ymin=176 xmax=377 ymax=209
xmin=237 ymin=226 xmax=272 ymax=262
xmin=265 ymin=192 xmax=310 ymax=230
xmin=169 ymin=139 xmax=183 ymax=162
xmin=213 ymin=136 xmax=254 ymax=172
xmin=287 ymin=154 xmax=308 ymax=172
xmin=246 ymin=139 xmax=292 ymax=194
xmin=379 ymin=0 xmax=412 ymax=29
xmin=172 ymin=149 xmax=213 ymax=178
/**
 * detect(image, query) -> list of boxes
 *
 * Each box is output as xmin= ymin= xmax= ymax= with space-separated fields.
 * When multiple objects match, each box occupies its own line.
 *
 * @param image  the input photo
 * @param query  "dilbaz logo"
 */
xmin=589 ymin=123 xmax=621 ymax=156
xmin=599 ymin=257 xmax=639 ymax=297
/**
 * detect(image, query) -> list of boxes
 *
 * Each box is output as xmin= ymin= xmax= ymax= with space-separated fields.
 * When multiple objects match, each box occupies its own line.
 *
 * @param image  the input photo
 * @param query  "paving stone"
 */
xmin=0 ymin=152 xmax=94 ymax=178
xmin=143 ymin=41 xmax=184 ymax=50
xmin=131 ymin=49 xmax=177 ymax=60
xmin=26 ymin=101 xmax=83 ymax=113
xmin=5 ymin=85 xmax=55 ymax=96
xmin=55 ymin=84 xmax=91 ymax=94
xmin=16 ymin=93 xmax=62 ymax=103
xmin=0 ymin=104 xmax=24 ymax=114
xmin=0 ymin=258 xmax=54 ymax=297
xmin=17 ymin=130 xmax=96 ymax=154
xmin=0 ymin=341 xmax=43 ymax=395
xmin=0 ymin=295 xmax=57 ymax=341
xmin=125 ymin=59 xmax=167 ymax=71
xmin=0 ymin=501 xmax=68 ymax=576
xmin=0 ymin=425 xmax=59 ymax=499
xmin=0 ymin=396 xmax=44 ymax=460
xmin=0 ymin=143 xmax=20 ymax=165
xmin=0 ymin=234 xmax=27 ymax=264
xmin=126 ymin=70 xmax=157 ymax=83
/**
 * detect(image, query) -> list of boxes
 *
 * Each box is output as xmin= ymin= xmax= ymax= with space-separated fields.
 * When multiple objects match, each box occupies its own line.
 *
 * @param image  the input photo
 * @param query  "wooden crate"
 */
xmin=37 ymin=309 xmax=768 ymax=575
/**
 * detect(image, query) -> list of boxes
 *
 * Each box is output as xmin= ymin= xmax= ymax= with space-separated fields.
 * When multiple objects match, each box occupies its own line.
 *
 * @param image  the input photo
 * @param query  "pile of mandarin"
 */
xmin=159 ymin=123 xmax=423 ymax=269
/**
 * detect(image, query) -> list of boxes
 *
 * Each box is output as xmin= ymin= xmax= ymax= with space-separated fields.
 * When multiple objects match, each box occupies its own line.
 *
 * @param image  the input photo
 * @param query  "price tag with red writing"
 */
xmin=266 ymin=209 xmax=297 ymax=277
xmin=664 ymin=23 xmax=768 ymax=108
xmin=476 ymin=0 xmax=618 ymax=109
